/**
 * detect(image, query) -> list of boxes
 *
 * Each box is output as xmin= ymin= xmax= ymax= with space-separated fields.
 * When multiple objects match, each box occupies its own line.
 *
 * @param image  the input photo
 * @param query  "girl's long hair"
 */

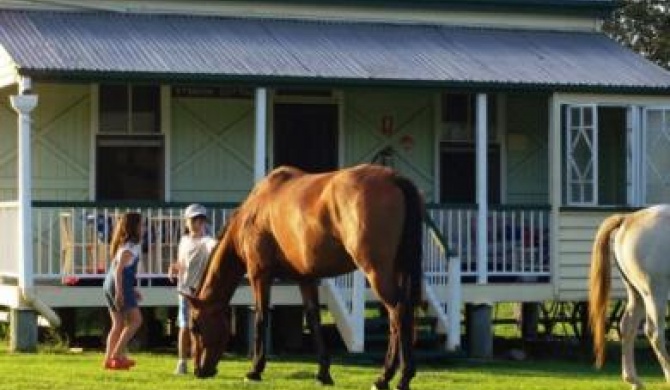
xmin=109 ymin=212 xmax=142 ymax=260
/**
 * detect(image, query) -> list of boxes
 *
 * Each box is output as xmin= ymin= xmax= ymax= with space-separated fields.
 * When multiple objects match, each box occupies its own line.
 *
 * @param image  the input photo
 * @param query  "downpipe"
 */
xmin=20 ymin=287 xmax=61 ymax=328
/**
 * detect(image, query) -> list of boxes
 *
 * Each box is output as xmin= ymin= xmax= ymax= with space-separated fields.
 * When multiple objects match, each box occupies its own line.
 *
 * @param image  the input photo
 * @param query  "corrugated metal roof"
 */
xmin=0 ymin=10 xmax=669 ymax=92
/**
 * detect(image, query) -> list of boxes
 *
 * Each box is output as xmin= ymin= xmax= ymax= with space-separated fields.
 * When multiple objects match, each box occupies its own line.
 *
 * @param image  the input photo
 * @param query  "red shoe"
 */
xmin=104 ymin=357 xmax=132 ymax=370
xmin=120 ymin=357 xmax=136 ymax=367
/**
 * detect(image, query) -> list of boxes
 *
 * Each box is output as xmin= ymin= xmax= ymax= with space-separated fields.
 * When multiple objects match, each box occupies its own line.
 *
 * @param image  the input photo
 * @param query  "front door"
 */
xmin=563 ymin=104 xmax=628 ymax=206
xmin=273 ymin=103 xmax=338 ymax=172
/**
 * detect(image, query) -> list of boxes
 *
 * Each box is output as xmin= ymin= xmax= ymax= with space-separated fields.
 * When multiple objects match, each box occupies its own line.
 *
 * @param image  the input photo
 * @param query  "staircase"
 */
xmin=322 ymin=216 xmax=462 ymax=354
xmin=363 ymin=303 xmax=445 ymax=353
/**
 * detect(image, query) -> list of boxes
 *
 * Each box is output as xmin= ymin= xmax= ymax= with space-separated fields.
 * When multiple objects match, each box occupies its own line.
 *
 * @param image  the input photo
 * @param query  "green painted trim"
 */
xmin=209 ymin=0 xmax=619 ymax=14
xmin=34 ymin=200 xmax=551 ymax=211
xmin=32 ymin=200 xmax=240 ymax=209
xmin=427 ymin=203 xmax=478 ymax=210
xmin=21 ymin=70 xmax=670 ymax=96
xmin=427 ymin=203 xmax=552 ymax=211
xmin=559 ymin=205 xmax=643 ymax=212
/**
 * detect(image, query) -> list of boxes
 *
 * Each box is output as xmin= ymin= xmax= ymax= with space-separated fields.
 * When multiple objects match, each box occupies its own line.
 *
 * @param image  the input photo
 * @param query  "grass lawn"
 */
xmin=0 ymin=346 xmax=668 ymax=390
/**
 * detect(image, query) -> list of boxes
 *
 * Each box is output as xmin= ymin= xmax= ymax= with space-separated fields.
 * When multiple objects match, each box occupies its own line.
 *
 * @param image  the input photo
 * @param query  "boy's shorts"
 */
xmin=177 ymin=294 xmax=190 ymax=329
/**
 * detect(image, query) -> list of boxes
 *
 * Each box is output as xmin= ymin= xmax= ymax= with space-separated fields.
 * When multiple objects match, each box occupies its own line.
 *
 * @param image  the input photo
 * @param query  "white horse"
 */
xmin=589 ymin=205 xmax=670 ymax=390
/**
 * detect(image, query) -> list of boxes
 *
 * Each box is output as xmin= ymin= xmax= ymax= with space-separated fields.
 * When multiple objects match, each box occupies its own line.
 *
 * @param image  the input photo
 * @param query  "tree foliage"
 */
xmin=602 ymin=0 xmax=670 ymax=70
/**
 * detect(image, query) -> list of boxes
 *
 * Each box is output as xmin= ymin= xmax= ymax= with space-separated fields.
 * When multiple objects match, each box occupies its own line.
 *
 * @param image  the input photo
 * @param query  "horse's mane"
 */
xmin=233 ymin=166 xmax=306 ymax=233
xmin=192 ymin=209 xmax=240 ymax=299
xmin=214 ymin=209 xmax=238 ymax=241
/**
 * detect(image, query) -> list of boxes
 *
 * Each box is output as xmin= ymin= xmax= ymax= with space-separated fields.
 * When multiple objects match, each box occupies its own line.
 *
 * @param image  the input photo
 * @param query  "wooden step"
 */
xmin=364 ymin=329 xmax=444 ymax=350
xmin=365 ymin=316 xmax=437 ymax=331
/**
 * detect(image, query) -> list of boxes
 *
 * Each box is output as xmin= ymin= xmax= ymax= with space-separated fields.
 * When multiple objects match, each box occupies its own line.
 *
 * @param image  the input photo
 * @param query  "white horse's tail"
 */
xmin=589 ymin=213 xmax=626 ymax=368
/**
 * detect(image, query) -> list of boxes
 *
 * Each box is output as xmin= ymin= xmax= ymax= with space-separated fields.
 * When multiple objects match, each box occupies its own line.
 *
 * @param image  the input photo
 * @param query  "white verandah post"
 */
xmin=13 ymin=77 xmax=36 ymax=293
xmin=350 ymin=270 xmax=365 ymax=352
xmin=471 ymin=93 xmax=494 ymax=358
xmin=476 ymin=93 xmax=488 ymax=285
xmin=254 ymin=87 xmax=268 ymax=183
xmin=10 ymin=76 xmax=38 ymax=351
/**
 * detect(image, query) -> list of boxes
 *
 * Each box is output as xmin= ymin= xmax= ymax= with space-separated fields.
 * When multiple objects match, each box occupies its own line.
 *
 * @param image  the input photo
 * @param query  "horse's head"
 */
xmin=187 ymin=212 xmax=246 ymax=378
xmin=188 ymin=296 xmax=232 ymax=378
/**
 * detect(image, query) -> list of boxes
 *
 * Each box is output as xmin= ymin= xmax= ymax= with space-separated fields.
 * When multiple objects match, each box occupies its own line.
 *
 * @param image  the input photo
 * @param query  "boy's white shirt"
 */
xmin=177 ymin=235 xmax=217 ymax=290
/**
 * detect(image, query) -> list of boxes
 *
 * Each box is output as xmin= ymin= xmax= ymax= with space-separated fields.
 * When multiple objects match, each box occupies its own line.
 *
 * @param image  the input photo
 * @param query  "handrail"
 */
xmin=422 ymin=214 xmax=461 ymax=351
xmin=423 ymin=214 xmax=453 ymax=256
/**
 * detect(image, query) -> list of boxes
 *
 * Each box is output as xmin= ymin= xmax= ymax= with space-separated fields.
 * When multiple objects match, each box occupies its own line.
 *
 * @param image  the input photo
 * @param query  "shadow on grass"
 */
xmin=228 ymin=340 xmax=666 ymax=383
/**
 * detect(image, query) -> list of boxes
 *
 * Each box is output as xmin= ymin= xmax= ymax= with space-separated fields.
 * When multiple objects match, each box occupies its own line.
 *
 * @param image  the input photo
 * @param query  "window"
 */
xmin=440 ymin=93 xmax=497 ymax=142
xmin=97 ymin=84 xmax=163 ymax=201
xmin=439 ymin=93 xmax=500 ymax=204
xmin=99 ymin=84 xmax=160 ymax=133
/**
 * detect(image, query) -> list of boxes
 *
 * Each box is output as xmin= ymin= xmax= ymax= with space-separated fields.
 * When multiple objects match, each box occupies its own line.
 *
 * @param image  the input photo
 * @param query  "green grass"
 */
xmin=0 ymin=346 xmax=668 ymax=390
xmin=1 ymin=302 xmax=654 ymax=389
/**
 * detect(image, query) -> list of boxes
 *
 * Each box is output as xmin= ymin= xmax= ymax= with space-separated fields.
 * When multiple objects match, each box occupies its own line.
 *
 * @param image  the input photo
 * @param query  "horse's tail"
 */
xmin=589 ymin=213 xmax=625 ymax=368
xmin=394 ymin=175 xmax=424 ymax=306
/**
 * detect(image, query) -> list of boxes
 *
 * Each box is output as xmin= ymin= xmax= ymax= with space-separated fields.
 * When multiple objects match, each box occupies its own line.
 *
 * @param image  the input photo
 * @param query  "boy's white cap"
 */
xmin=184 ymin=203 xmax=207 ymax=219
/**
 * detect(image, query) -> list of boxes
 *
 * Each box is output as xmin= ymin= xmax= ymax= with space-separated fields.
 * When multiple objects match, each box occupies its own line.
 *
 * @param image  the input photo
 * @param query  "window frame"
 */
xmin=641 ymin=107 xmax=670 ymax=205
xmin=99 ymin=83 xmax=161 ymax=134
xmin=564 ymin=104 xmax=598 ymax=206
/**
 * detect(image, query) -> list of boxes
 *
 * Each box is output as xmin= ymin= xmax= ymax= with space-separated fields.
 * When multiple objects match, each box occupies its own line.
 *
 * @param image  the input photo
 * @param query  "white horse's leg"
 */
xmin=642 ymin=283 xmax=670 ymax=382
xmin=620 ymin=281 xmax=645 ymax=389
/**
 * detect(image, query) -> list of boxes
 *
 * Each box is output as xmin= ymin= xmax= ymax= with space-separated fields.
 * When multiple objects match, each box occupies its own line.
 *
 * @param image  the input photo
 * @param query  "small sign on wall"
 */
xmin=172 ymin=86 xmax=252 ymax=99
xmin=381 ymin=115 xmax=394 ymax=136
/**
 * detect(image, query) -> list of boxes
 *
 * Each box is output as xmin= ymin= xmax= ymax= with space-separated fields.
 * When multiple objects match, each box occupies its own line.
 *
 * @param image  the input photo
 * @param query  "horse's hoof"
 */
xmin=624 ymin=375 xmax=643 ymax=390
xmin=244 ymin=372 xmax=262 ymax=383
xmin=371 ymin=381 xmax=390 ymax=390
xmin=316 ymin=373 xmax=334 ymax=386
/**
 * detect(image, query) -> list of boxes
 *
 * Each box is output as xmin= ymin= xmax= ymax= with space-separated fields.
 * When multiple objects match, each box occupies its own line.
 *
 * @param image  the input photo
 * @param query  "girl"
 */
xmin=102 ymin=212 xmax=144 ymax=370
xmin=169 ymin=204 xmax=217 ymax=375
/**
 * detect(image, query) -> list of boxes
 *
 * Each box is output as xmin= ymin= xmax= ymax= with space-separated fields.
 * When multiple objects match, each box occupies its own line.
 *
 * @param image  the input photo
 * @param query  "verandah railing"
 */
xmin=0 ymin=201 xmax=19 ymax=279
xmin=30 ymin=202 xmax=237 ymax=283
xmin=427 ymin=204 xmax=551 ymax=280
xmin=0 ymin=201 xmax=547 ymax=353
xmin=23 ymin=202 xmax=550 ymax=282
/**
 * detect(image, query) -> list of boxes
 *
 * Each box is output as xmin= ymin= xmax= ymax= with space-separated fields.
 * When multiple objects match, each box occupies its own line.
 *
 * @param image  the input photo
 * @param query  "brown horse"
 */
xmin=186 ymin=163 xmax=423 ymax=390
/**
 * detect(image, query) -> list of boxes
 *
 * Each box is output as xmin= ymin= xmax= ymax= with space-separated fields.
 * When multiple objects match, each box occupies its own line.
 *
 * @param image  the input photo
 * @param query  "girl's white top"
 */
xmin=115 ymin=242 xmax=141 ymax=266
xmin=177 ymin=235 xmax=217 ymax=292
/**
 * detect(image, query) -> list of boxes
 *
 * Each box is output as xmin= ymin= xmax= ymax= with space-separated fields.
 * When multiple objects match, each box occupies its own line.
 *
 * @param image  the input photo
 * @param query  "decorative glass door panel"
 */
xmin=566 ymin=105 xmax=598 ymax=205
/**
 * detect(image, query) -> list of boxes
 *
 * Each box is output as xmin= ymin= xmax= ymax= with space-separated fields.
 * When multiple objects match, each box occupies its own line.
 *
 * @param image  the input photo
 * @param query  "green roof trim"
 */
xmin=32 ymin=200 xmax=241 ymax=209
xmin=211 ymin=0 xmax=620 ymax=13
xmin=23 ymin=69 xmax=670 ymax=96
